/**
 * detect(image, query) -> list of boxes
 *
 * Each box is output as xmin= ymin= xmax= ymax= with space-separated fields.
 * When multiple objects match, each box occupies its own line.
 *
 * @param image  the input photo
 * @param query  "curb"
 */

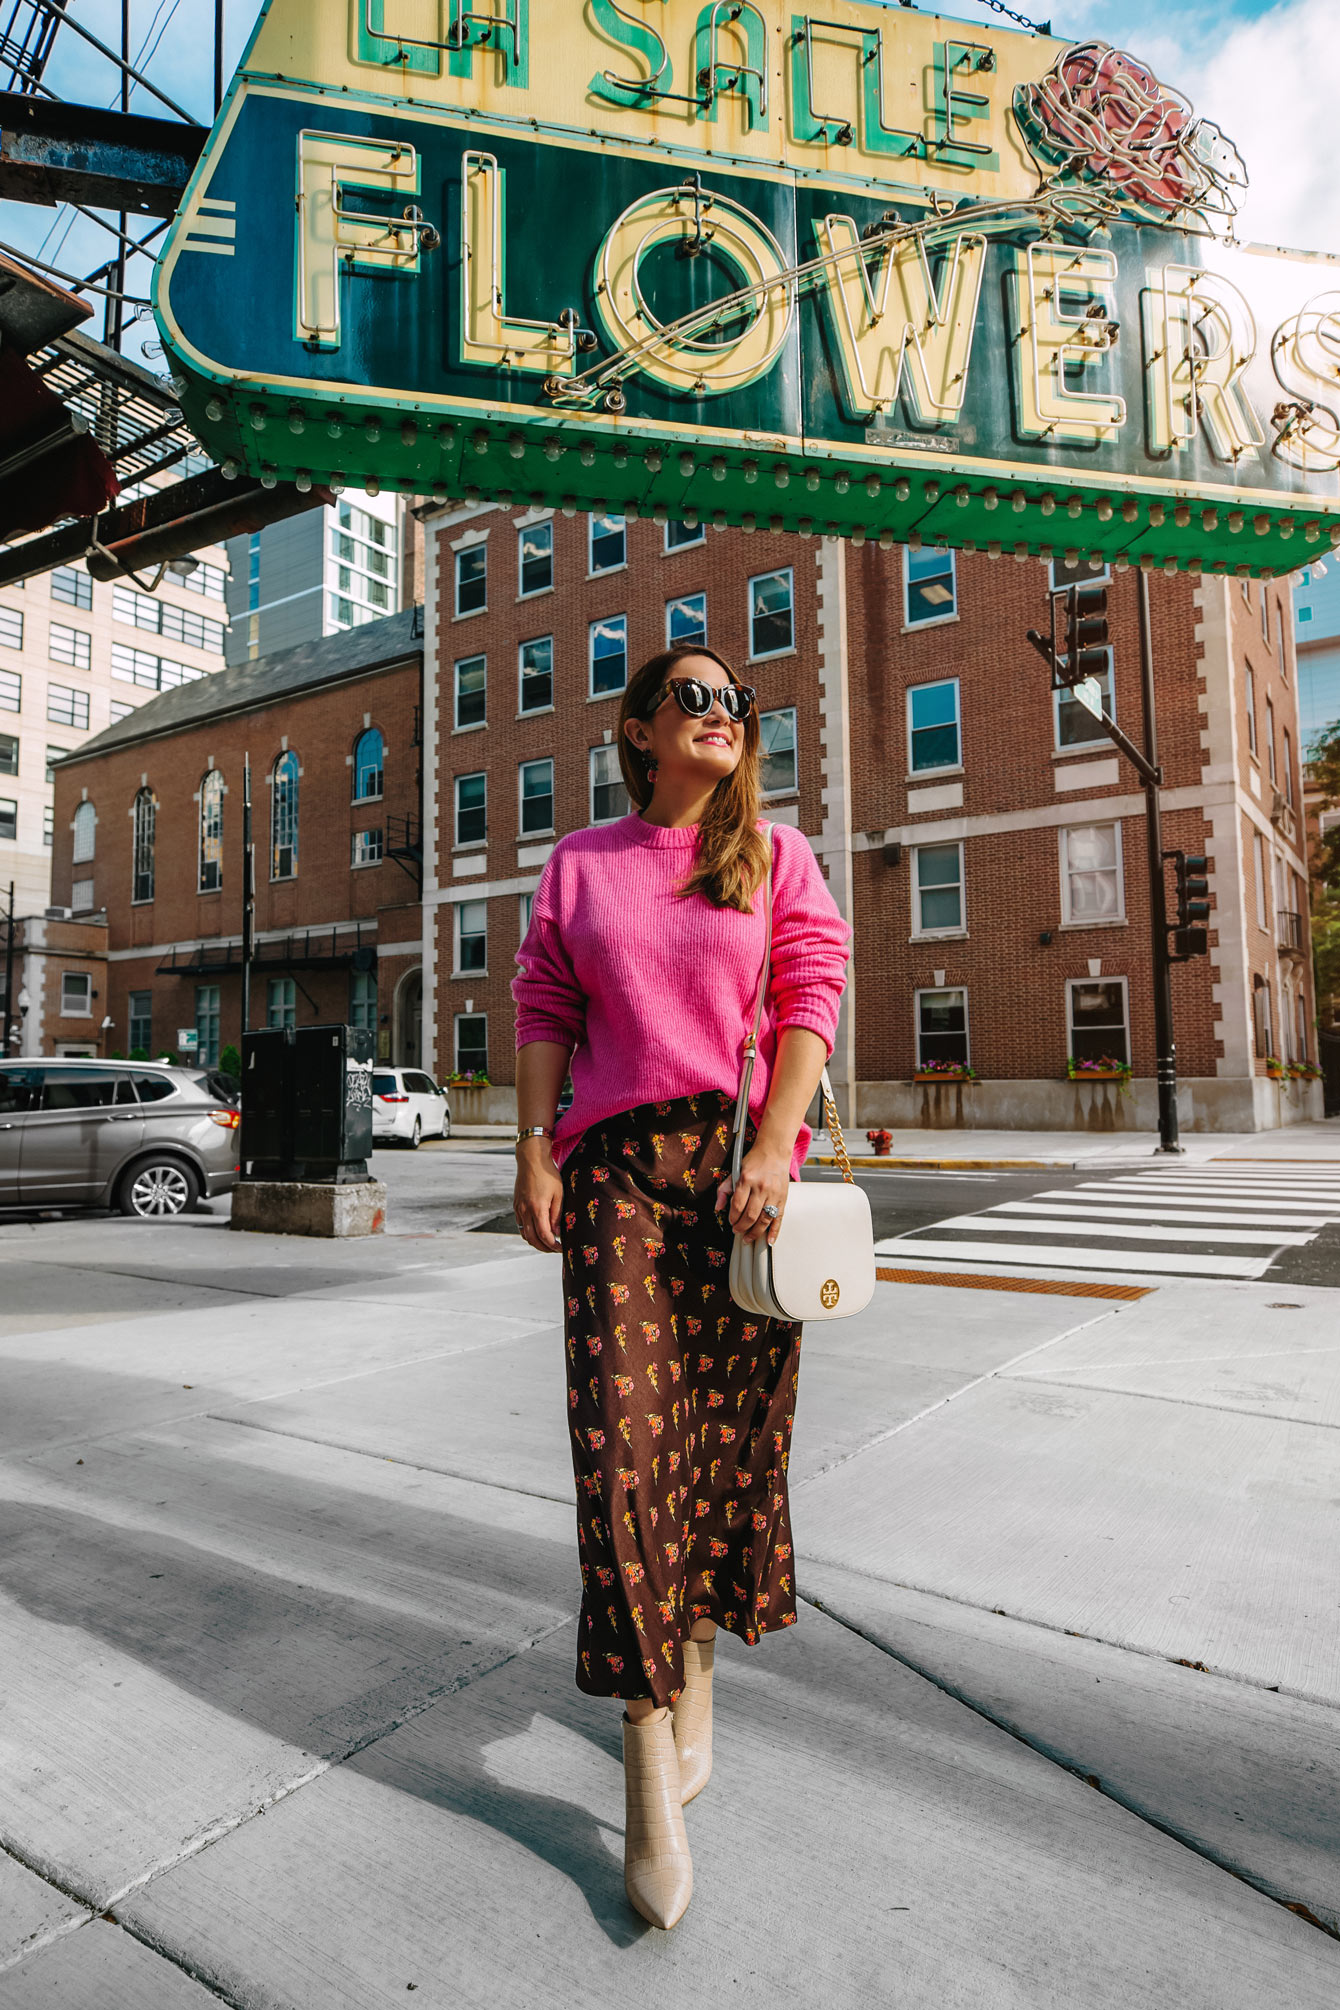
xmin=813 ymin=1154 xmax=1063 ymax=1172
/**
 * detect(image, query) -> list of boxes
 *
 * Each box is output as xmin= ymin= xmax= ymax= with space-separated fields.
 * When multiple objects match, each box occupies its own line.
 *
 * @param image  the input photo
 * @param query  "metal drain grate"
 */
xmin=876 ymin=1267 xmax=1153 ymax=1302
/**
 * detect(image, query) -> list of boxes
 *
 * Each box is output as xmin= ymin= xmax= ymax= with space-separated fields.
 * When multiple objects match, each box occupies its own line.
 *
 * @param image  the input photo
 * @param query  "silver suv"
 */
xmin=0 ymin=1059 xmax=241 ymax=1217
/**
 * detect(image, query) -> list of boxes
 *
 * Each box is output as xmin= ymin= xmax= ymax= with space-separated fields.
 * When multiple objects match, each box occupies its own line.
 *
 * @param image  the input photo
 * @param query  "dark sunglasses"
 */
xmin=646 ymin=676 xmax=755 ymax=722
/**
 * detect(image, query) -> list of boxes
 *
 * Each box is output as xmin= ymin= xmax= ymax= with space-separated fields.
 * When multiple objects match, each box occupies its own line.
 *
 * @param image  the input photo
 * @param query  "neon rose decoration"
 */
xmin=1014 ymin=42 xmax=1247 ymax=228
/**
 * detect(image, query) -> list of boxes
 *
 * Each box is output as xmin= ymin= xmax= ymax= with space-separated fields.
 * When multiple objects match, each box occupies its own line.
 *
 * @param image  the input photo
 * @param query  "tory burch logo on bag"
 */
xmin=820 ymin=1279 xmax=840 ymax=1309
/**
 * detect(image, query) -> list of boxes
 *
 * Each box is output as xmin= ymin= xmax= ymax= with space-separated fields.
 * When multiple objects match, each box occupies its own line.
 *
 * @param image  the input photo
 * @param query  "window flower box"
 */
xmin=1286 ymin=1060 xmax=1321 ymax=1082
xmin=1067 ymin=1056 xmax=1131 ymax=1088
xmin=913 ymin=1063 xmax=978 ymax=1084
xmin=1263 ymin=1056 xmax=1287 ymax=1081
xmin=448 ymin=1070 xmax=492 ymax=1088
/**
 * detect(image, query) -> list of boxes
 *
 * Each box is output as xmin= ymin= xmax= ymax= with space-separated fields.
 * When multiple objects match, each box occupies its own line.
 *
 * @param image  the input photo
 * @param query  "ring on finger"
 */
xmin=762 ymin=1202 xmax=780 ymax=1220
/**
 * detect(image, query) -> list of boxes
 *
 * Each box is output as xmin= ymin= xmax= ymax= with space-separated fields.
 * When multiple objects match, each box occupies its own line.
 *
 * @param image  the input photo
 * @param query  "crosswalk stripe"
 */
xmin=1080 ymin=1181 xmax=1340 ymax=1206
xmin=923 ymin=1214 xmax=1312 ymax=1247
xmin=875 ymin=1238 xmax=1268 ymax=1279
xmin=994 ymin=1200 xmax=1327 ymax=1230
xmin=1040 ymin=1188 xmax=1328 ymax=1220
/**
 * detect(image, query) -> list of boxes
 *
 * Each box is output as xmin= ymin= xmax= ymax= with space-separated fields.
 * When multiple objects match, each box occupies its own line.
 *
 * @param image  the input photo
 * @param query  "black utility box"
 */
xmin=240 ymin=1023 xmax=374 ymax=1182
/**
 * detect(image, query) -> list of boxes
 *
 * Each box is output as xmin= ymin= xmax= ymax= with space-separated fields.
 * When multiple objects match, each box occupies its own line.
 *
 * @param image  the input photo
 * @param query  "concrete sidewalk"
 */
xmin=0 ymin=1213 xmax=1337 ymax=2005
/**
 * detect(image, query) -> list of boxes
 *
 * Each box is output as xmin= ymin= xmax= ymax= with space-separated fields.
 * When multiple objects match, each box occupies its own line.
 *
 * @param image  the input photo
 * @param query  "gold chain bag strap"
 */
xmin=726 ymin=826 xmax=875 ymax=1323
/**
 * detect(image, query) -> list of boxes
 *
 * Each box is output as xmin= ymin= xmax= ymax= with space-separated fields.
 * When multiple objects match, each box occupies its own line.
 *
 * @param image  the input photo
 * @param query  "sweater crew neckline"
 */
xmin=624 ymin=813 xmax=700 ymax=849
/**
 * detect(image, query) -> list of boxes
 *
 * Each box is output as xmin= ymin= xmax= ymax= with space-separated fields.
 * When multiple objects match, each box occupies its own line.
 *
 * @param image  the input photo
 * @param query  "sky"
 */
xmin=0 ymin=0 xmax=1335 ymax=374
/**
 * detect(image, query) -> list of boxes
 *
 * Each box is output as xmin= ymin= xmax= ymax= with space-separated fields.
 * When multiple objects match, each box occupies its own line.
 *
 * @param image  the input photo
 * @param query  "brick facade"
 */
xmin=422 ymin=504 xmax=1318 ymax=1132
xmin=50 ymin=617 xmax=423 ymax=1067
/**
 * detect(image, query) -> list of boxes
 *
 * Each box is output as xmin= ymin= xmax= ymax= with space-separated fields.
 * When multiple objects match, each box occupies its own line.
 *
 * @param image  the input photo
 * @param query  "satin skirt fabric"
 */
xmin=560 ymin=1090 xmax=802 ymax=1706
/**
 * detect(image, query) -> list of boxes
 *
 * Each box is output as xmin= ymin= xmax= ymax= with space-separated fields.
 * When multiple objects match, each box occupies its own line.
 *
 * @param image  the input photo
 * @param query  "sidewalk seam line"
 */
xmin=794 ymin=1304 xmax=1121 ymax=1488
xmin=995 ymin=1371 xmax=1340 ymax=1431
xmin=201 ymin=1413 xmax=576 ymax=1504
xmin=798 ymin=1588 xmax=1340 ymax=1943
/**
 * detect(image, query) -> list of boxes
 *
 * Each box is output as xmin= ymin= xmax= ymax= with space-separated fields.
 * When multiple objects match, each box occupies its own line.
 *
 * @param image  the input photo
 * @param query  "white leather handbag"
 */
xmin=727 ymin=827 xmax=875 ymax=1323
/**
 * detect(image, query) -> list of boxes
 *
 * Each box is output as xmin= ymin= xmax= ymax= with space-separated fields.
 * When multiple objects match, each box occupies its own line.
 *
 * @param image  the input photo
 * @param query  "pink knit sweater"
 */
xmin=513 ymin=814 xmax=850 ymax=1176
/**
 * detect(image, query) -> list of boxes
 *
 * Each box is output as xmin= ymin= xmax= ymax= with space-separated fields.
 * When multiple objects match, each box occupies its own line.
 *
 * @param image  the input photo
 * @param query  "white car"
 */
xmin=371 ymin=1068 xmax=451 ymax=1147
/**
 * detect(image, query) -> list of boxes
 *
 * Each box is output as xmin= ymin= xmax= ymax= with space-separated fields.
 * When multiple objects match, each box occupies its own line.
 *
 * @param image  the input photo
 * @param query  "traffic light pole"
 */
xmin=1136 ymin=571 xmax=1182 ymax=1154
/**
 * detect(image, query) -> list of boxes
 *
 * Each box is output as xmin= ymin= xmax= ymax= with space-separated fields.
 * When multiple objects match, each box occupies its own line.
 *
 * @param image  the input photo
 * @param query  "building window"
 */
xmin=182 ymin=560 xmax=227 ymax=600
xmin=1252 ymin=974 xmax=1273 ymax=1060
xmin=0 ymin=735 xmax=19 ymax=777
xmin=665 ymin=520 xmax=704 ymax=551
xmin=72 ymin=799 xmax=96 ymax=863
xmin=1277 ymin=599 xmax=1289 ymax=672
xmin=351 ymin=827 xmax=384 ymax=868
xmin=1297 ymin=987 xmax=1308 ymax=1064
xmin=71 ymin=877 xmax=94 ymax=911
xmin=1262 ymin=585 xmax=1271 ymax=643
xmin=1060 ymin=822 xmax=1124 ymax=924
xmin=590 ymin=743 xmax=629 ymax=824
xmin=1264 ymin=697 xmax=1276 ymax=783
xmin=109 ymin=700 xmax=133 ymax=723
xmin=132 ymin=787 xmax=155 ymax=901
xmin=454 ymin=1011 xmax=488 ymax=1076
xmin=51 ymin=566 xmax=92 ymax=610
xmin=328 ymin=500 xmax=399 ymax=629
xmin=916 ymin=987 xmax=969 ymax=1068
xmin=350 ymin=969 xmax=377 ymax=1031
xmin=112 ymin=644 xmax=204 ymax=693
xmin=904 ymin=547 xmax=957 ymax=626
xmin=1050 ymin=557 xmax=1109 ymax=591
xmin=455 ymin=771 xmax=486 ymax=847
xmin=519 ymin=891 xmax=534 ymax=936
xmin=266 ymin=976 xmax=296 ymax=1030
xmin=760 ymin=706 xmax=797 ymax=795
xmin=0 ymin=606 xmax=23 ymax=651
xmin=112 ymin=584 xmax=224 ymax=653
xmin=198 ymin=769 xmax=224 ymax=893
xmin=749 ymin=568 xmax=793 ymax=658
xmin=455 ymin=653 xmax=486 ymax=729
xmin=128 ymin=990 xmax=152 ymax=1056
xmin=590 ymin=615 xmax=627 ymax=697
xmin=590 ymin=513 xmax=626 ymax=573
xmin=907 ymin=679 xmax=960 ymax=773
xmin=0 ymin=798 xmax=16 ymax=841
xmin=667 ymin=592 xmax=707 ymax=648
xmin=520 ymin=757 xmax=554 ymax=836
xmin=61 ymin=971 xmax=92 ymax=1016
xmin=45 ymin=745 xmax=68 ymax=783
xmin=1283 ymin=727 xmax=1294 ymax=805
xmin=913 ymin=842 xmax=964 ymax=934
xmin=1068 ymin=977 xmax=1130 ymax=1067
xmin=519 ymin=518 xmax=553 ymax=596
xmin=456 ymin=898 xmax=487 ymax=973
xmin=0 ymin=670 xmax=19 ymax=712
xmin=47 ymin=684 xmax=90 ymax=729
xmin=455 ymin=542 xmax=487 ymax=616
xmin=43 ymin=805 xmax=53 ymax=848
xmin=1244 ymin=662 xmax=1257 ymax=756
xmin=352 ymin=727 xmax=383 ymax=801
xmin=271 ymin=750 xmax=299 ymax=879
xmin=49 ymin=623 xmax=91 ymax=670
xmin=196 ymin=983 xmax=221 ymax=1064
xmin=519 ymin=636 xmax=553 ymax=714
xmin=1055 ymin=651 xmax=1114 ymax=748
xmin=1253 ymin=830 xmax=1268 ymax=930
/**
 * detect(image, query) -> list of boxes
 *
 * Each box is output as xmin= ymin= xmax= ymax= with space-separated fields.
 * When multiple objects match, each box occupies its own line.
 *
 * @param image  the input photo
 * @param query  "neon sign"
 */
xmin=154 ymin=4 xmax=1340 ymax=573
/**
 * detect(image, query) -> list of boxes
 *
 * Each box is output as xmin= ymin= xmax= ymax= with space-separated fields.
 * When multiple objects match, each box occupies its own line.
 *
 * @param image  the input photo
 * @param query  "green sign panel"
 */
xmin=154 ymin=3 xmax=1340 ymax=575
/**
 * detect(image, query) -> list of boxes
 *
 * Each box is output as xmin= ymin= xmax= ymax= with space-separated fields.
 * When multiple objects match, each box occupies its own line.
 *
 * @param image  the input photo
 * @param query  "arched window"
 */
xmin=71 ymin=800 xmax=96 ymax=864
xmin=132 ymin=788 xmax=155 ymax=903
xmin=353 ymin=727 xmax=384 ymax=803
xmin=271 ymin=750 xmax=299 ymax=880
xmin=199 ymin=769 xmax=224 ymax=893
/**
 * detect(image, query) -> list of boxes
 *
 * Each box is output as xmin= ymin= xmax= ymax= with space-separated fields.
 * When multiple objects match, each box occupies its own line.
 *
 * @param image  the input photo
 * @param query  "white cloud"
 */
xmin=1197 ymin=0 xmax=1340 ymax=255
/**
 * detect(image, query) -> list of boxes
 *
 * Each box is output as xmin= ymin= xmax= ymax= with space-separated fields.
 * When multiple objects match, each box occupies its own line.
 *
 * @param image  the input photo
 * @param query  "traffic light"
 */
xmin=1063 ymin=581 xmax=1110 ymax=687
xmin=1167 ymin=851 xmax=1210 ymax=960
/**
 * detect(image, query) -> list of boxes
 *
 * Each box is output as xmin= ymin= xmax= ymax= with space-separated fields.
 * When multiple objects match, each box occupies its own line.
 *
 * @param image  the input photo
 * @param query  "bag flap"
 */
xmin=768 ymin=1182 xmax=875 ymax=1321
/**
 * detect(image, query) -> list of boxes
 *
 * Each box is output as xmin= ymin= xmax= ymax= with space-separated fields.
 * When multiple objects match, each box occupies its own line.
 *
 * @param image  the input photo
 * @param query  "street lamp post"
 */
xmin=2 ymin=880 xmax=13 ymax=1057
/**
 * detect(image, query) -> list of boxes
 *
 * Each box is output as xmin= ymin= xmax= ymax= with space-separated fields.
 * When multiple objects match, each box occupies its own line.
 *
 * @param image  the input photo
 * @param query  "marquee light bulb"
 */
xmin=742 ymin=459 xmax=758 ymax=483
xmin=1173 ymin=503 xmax=1191 ymax=527
xmin=1011 ymin=490 xmax=1027 ymax=513
xmin=580 ymin=442 xmax=597 ymax=466
xmin=679 ymin=452 xmax=695 ymax=477
xmin=1227 ymin=510 xmax=1244 ymax=532
xmin=294 ymin=470 xmax=311 ymax=492
xmin=1202 ymin=507 xmax=1218 ymax=531
xmin=805 ymin=469 xmax=821 ymax=492
xmin=741 ymin=511 xmax=756 ymax=531
xmin=1253 ymin=514 xmax=1270 ymax=536
xmin=1121 ymin=499 xmax=1140 ymax=523
xmin=774 ymin=465 xmax=789 ymax=489
xmin=204 ymin=398 xmax=224 ymax=422
xmin=1039 ymin=492 xmax=1056 ymax=516
xmin=711 ymin=456 xmax=727 ymax=481
xmin=834 ymin=472 xmax=850 ymax=495
xmin=1067 ymin=497 xmax=1083 ymax=519
xmin=982 ymin=487 xmax=999 ymax=510
xmin=508 ymin=433 xmax=526 ymax=458
xmin=1096 ymin=498 xmax=1113 ymax=521
xmin=894 ymin=478 xmax=910 ymax=502
xmin=1147 ymin=502 xmax=1165 ymax=527
xmin=400 ymin=420 xmax=417 ymax=446
xmin=865 ymin=475 xmax=881 ymax=499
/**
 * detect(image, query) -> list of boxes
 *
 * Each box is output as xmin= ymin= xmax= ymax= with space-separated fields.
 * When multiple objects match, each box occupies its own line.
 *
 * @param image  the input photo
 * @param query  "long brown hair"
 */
xmin=617 ymin=645 xmax=769 ymax=913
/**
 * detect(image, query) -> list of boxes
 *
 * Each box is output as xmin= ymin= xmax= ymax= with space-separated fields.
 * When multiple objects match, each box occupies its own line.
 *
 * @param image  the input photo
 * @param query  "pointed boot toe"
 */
xmin=671 ymin=1636 xmax=715 ymax=1804
xmin=623 ymin=1711 xmax=693 ymax=1929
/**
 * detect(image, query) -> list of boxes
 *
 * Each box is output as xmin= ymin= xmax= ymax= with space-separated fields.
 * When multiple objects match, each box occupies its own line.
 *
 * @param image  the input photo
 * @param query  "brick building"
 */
xmin=50 ymin=609 xmax=424 ymax=1067
xmin=420 ymin=504 xmax=1319 ymax=1133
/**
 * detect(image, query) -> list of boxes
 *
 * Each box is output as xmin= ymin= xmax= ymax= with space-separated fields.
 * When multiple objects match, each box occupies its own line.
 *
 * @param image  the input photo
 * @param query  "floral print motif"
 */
xmin=563 ymin=1090 xmax=802 ymax=1707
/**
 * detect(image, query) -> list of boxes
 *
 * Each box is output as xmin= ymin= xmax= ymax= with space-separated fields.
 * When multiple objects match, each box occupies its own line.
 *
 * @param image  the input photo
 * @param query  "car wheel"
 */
xmin=407 ymin=1117 xmax=421 ymax=1149
xmin=441 ymin=1111 xmax=452 ymax=1139
xmin=119 ymin=1156 xmax=201 ymax=1218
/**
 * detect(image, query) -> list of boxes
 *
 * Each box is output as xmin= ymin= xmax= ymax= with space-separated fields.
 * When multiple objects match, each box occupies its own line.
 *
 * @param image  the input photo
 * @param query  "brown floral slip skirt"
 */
xmin=560 ymin=1089 xmax=802 ymax=1707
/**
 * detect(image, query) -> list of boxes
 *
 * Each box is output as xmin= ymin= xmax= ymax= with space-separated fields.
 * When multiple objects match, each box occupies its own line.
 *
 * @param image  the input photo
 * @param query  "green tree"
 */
xmin=219 ymin=1043 xmax=242 ymax=1079
xmin=1311 ymin=722 xmax=1340 ymax=889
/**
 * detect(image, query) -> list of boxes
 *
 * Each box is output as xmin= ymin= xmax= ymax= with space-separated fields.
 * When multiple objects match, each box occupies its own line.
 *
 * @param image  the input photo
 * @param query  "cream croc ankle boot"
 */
xmin=622 ymin=1710 xmax=693 ymax=1929
xmin=671 ymin=1637 xmax=714 ymax=1804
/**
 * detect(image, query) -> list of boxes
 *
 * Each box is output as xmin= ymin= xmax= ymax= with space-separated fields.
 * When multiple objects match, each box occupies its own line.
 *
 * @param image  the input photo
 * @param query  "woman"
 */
xmin=511 ymin=645 xmax=849 ymax=1929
